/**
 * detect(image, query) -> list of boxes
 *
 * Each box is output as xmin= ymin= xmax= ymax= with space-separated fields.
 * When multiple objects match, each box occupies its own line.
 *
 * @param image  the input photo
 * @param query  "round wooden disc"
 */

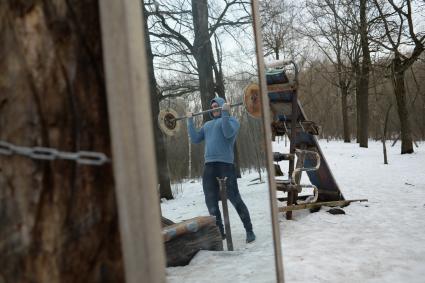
xmin=158 ymin=109 xmax=181 ymax=136
xmin=243 ymin=83 xmax=262 ymax=118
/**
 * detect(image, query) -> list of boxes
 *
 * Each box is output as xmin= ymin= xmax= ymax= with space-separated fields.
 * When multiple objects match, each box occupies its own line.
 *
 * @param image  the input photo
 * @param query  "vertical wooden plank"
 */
xmin=217 ymin=177 xmax=234 ymax=251
xmin=251 ymin=0 xmax=285 ymax=282
xmin=286 ymin=78 xmax=299 ymax=220
xmin=98 ymin=1 xmax=166 ymax=283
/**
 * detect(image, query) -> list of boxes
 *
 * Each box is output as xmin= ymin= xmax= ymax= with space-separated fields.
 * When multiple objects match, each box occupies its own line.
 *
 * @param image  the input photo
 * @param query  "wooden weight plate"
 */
xmin=243 ymin=83 xmax=262 ymax=118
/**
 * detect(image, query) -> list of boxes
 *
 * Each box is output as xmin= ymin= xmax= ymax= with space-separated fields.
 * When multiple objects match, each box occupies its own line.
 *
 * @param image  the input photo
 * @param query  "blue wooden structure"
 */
xmin=266 ymin=62 xmax=344 ymax=219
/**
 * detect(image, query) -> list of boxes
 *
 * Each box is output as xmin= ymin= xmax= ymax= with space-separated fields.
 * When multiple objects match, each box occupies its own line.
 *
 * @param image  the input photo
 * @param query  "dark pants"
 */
xmin=202 ymin=162 xmax=253 ymax=236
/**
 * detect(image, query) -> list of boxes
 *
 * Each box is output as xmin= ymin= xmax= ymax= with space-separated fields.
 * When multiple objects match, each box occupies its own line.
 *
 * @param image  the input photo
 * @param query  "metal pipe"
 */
xmin=291 ymin=149 xmax=321 ymax=182
xmin=172 ymin=102 xmax=244 ymax=121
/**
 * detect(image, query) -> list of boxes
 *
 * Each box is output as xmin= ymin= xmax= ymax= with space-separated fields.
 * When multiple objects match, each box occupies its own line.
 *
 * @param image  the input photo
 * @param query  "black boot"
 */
xmin=246 ymin=230 xmax=256 ymax=243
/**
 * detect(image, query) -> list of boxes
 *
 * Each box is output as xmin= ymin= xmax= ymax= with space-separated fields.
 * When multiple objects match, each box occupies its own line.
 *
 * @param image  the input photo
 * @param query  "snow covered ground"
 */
xmin=161 ymin=140 xmax=425 ymax=283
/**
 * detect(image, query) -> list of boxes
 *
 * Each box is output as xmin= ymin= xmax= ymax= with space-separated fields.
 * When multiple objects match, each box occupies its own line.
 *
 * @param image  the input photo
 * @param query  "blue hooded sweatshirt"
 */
xmin=187 ymin=97 xmax=240 ymax=164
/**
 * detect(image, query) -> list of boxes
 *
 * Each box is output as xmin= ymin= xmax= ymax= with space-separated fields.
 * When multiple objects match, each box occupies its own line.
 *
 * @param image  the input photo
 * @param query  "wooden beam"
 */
xmin=279 ymin=199 xmax=368 ymax=212
xmin=277 ymin=195 xmax=311 ymax=202
xmin=251 ymin=0 xmax=285 ymax=282
xmin=99 ymin=1 xmax=166 ymax=282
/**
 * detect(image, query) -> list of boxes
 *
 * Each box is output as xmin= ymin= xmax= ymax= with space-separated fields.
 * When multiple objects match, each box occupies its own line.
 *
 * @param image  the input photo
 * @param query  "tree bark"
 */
xmin=358 ymin=0 xmax=370 ymax=148
xmin=341 ymin=86 xmax=350 ymax=143
xmin=382 ymin=104 xmax=392 ymax=164
xmin=143 ymin=6 xmax=173 ymax=199
xmin=275 ymin=47 xmax=280 ymax=60
xmin=353 ymin=61 xmax=361 ymax=143
xmin=212 ymin=39 xmax=225 ymax=99
xmin=0 ymin=1 xmax=124 ymax=282
xmin=392 ymin=57 xmax=414 ymax=154
xmin=192 ymin=0 xmax=215 ymax=122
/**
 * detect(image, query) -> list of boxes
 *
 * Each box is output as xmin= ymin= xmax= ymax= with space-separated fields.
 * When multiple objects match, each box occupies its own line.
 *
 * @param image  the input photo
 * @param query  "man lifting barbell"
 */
xmin=157 ymin=85 xmax=262 ymax=243
xmin=157 ymin=83 xmax=261 ymax=136
xmin=186 ymin=97 xmax=256 ymax=244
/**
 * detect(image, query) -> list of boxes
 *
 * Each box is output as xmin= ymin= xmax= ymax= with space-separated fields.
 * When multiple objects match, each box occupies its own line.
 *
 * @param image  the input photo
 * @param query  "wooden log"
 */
xmin=161 ymin=216 xmax=175 ymax=227
xmin=163 ymin=216 xmax=216 ymax=242
xmin=279 ymin=199 xmax=368 ymax=212
xmin=164 ymin=216 xmax=223 ymax=267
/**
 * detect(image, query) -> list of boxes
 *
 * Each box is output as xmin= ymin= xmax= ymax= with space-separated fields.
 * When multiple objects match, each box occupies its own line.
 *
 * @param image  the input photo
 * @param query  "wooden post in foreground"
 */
xmin=99 ymin=1 xmax=166 ymax=282
xmin=217 ymin=177 xmax=234 ymax=251
xmin=251 ymin=0 xmax=285 ymax=281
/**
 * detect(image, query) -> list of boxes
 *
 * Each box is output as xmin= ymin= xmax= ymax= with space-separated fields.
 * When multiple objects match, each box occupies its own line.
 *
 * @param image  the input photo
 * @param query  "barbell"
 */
xmin=158 ymin=83 xmax=262 ymax=136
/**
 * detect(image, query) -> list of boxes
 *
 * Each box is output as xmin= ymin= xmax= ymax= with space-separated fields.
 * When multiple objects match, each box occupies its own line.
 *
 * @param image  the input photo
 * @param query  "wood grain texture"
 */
xmin=164 ymin=219 xmax=223 ymax=267
xmin=251 ymin=0 xmax=285 ymax=281
xmin=99 ymin=0 xmax=166 ymax=282
xmin=0 ymin=1 xmax=124 ymax=282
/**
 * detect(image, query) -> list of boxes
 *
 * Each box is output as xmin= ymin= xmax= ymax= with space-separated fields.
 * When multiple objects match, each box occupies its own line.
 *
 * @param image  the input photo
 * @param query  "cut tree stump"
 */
xmin=163 ymin=216 xmax=223 ymax=267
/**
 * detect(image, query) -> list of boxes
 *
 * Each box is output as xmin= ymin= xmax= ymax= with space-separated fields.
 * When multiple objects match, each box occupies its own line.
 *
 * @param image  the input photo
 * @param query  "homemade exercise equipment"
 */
xmin=264 ymin=59 xmax=366 ymax=219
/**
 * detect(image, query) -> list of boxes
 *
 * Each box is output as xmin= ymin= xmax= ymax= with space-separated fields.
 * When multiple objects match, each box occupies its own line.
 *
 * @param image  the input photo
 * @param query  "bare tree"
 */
xmin=302 ymin=0 xmax=357 ymax=142
xmin=372 ymin=0 xmax=425 ymax=154
xmin=260 ymin=0 xmax=297 ymax=60
xmin=358 ymin=0 xmax=371 ymax=147
xmin=148 ymin=0 xmax=251 ymax=117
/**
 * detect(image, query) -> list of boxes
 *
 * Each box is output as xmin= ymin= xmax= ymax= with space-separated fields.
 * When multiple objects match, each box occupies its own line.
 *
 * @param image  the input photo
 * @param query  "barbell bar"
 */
xmin=171 ymin=102 xmax=244 ymax=122
xmin=158 ymin=83 xmax=262 ymax=136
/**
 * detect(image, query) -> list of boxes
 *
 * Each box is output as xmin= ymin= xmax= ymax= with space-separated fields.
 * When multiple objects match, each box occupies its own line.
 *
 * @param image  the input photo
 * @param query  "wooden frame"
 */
xmin=99 ymin=0 xmax=284 ymax=282
xmin=251 ymin=0 xmax=285 ymax=282
xmin=99 ymin=1 xmax=166 ymax=282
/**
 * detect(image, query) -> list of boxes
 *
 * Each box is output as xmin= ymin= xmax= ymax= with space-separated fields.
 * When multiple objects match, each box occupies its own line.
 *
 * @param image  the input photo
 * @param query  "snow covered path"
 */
xmin=162 ymin=140 xmax=425 ymax=282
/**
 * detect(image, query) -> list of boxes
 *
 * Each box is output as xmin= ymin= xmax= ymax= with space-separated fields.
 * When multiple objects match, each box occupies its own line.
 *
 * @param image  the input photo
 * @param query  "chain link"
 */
xmin=0 ymin=140 xmax=110 ymax=166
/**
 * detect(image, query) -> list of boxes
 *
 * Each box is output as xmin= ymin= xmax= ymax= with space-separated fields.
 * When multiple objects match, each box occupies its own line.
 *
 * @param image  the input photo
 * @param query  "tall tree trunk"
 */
xmin=359 ymin=0 xmax=370 ymax=148
xmin=392 ymin=57 xmax=414 ymax=154
xmin=192 ymin=0 xmax=215 ymax=121
xmin=341 ymin=86 xmax=351 ymax=143
xmin=0 ymin=1 xmax=124 ymax=282
xmin=212 ymin=35 xmax=225 ymax=99
xmin=382 ymin=104 xmax=392 ymax=164
xmin=234 ymin=145 xmax=242 ymax=178
xmin=354 ymin=62 xmax=361 ymax=143
xmin=143 ymin=7 xmax=173 ymax=199
xmin=275 ymin=48 xmax=280 ymax=60
xmin=352 ymin=60 xmax=361 ymax=143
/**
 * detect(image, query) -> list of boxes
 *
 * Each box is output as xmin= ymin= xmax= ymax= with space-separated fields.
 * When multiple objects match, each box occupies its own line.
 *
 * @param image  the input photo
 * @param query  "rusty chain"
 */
xmin=0 ymin=140 xmax=110 ymax=166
